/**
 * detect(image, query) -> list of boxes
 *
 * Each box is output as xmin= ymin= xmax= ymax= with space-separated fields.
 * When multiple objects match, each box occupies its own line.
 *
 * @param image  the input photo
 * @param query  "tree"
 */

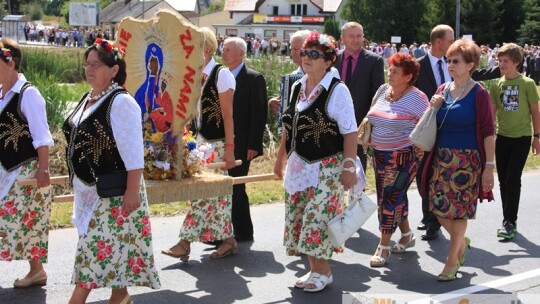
xmin=203 ymin=0 xmax=224 ymax=14
xmin=340 ymin=0 xmax=432 ymax=45
xmin=517 ymin=0 xmax=540 ymax=44
xmin=460 ymin=0 xmax=501 ymax=45
xmin=497 ymin=0 xmax=525 ymax=43
xmin=323 ymin=18 xmax=340 ymax=39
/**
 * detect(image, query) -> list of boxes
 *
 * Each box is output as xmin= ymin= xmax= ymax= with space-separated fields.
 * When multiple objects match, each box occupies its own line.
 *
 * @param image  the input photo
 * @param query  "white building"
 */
xmin=214 ymin=0 xmax=344 ymax=41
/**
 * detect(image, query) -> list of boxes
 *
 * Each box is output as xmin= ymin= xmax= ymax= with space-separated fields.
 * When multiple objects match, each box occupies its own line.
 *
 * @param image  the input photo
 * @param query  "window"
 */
xmin=303 ymin=4 xmax=307 ymax=15
xmin=273 ymin=6 xmax=278 ymax=15
xmin=290 ymin=4 xmax=295 ymax=15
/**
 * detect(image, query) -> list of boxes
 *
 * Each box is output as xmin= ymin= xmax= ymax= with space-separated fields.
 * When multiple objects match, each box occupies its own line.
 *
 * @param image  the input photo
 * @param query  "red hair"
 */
xmin=388 ymin=53 xmax=420 ymax=85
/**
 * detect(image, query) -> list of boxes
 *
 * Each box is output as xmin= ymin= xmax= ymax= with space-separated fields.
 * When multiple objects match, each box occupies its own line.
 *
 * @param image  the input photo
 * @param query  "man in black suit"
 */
xmin=222 ymin=37 xmax=268 ymax=242
xmin=415 ymin=24 xmax=500 ymax=240
xmin=335 ymin=22 xmax=385 ymax=171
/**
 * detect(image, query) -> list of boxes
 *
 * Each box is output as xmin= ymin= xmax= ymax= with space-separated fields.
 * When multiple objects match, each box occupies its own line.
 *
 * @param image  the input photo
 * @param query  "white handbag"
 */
xmin=327 ymin=191 xmax=377 ymax=247
xmin=409 ymin=106 xmax=438 ymax=151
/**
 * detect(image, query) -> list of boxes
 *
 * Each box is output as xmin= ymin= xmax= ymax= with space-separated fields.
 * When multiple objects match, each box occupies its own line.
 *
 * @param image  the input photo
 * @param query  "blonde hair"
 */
xmin=200 ymin=27 xmax=218 ymax=55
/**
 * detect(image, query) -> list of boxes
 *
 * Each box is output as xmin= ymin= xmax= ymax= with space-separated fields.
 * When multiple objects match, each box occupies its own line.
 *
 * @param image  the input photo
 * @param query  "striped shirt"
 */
xmin=367 ymin=86 xmax=428 ymax=150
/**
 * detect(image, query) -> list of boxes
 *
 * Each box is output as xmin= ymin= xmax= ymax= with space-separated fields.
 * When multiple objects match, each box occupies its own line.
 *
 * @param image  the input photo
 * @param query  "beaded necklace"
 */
xmin=387 ymin=85 xmax=411 ymax=103
xmin=88 ymin=82 xmax=119 ymax=103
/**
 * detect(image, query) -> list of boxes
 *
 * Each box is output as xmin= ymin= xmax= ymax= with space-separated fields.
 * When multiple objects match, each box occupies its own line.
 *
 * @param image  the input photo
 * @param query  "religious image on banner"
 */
xmin=118 ymin=9 xmax=204 ymax=180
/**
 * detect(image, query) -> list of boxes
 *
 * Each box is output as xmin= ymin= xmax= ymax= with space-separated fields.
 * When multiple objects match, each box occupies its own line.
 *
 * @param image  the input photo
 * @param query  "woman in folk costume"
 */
xmin=0 ymin=38 xmax=54 ymax=288
xmin=161 ymin=27 xmax=238 ymax=261
xmin=274 ymin=31 xmax=358 ymax=292
xmin=64 ymin=39 xmax=160 ymax=304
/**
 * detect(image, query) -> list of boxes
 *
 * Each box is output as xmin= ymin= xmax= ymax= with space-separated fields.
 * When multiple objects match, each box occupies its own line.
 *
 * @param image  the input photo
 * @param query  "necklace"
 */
xmin=450 ymin=78 xmax=473 ymax=102
xmin=387 ymin=85 xmax=411 ymax=102
xmin=88 ymin=82 xmax=119 ymax=103
xmin=438 ymin=78 xmax=473 ymax=130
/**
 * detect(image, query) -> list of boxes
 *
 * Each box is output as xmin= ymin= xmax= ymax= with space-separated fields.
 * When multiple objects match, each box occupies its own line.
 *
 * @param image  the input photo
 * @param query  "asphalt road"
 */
xmin=1 ymin=172 xmax=540 ymax=304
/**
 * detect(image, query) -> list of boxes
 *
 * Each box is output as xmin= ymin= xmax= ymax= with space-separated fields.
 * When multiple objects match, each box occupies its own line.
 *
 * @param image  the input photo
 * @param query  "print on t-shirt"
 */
xmin=500 ymin=85 xmax=519 ymax=112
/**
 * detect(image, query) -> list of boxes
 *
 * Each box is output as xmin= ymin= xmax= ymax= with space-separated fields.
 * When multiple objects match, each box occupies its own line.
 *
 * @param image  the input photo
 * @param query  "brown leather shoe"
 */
xmin=13 ymin=270 xmax=47 ymax=288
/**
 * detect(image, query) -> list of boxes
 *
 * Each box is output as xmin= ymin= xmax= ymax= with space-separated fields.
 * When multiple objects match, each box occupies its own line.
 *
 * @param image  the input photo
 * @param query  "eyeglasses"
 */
xmin=446 ymin=59 xmax=462 ymax=65
xmin=300 ymin=49 xmax=325 ymax=60
xmin=83 ymin=62 xmax=105 ymax=70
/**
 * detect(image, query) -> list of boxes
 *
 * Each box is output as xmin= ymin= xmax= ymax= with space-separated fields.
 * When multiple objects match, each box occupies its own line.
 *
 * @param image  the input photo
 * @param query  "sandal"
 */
xmin=210 ymin=237 xmax=238 ymax=259
xmin=13 ymin=270 xmax=47 ymax=288
xmin=459 ymin=236 xmax=471 ymax=267
xmin=119 ymin=295 xmax=134 ymax=304
xmin=294 ymin=272 xmax=313 ymax=289
xmin=161 ymin=241 xmax=190 ymax=262
xmin=370 ymin=245 xmax=391 ymax=267
xmin=391 ymin=231 xmax=416 ymax=253
xmin=437 ymin=264 xmax=460 ymax=282
xmin=304 ymin=272 xmax=333 ymax=293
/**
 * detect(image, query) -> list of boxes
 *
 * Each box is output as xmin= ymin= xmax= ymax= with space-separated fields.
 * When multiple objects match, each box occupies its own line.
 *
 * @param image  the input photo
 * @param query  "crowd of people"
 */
xmin=0 ymin=17 xmax=538 ymax=302
xmin=22 ymin=22 xmax=111 ymax=48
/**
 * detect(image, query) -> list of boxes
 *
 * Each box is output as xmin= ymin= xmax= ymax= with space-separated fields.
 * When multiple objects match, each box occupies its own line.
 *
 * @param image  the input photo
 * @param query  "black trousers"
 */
xmin=228 ymin=158 xmax=254 ymax=238
xmin=495 ymin=134 xmax=531 ymax=225
xmin=416 ymin=153 xmax=441 ymax=230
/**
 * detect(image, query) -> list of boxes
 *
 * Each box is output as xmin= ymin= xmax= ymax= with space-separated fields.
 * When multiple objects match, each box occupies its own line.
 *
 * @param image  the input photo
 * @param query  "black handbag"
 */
xmin=75 ymin=99 xmax=128 ymax=198
xmin=96 ymin=171 xmax=128 ymax=198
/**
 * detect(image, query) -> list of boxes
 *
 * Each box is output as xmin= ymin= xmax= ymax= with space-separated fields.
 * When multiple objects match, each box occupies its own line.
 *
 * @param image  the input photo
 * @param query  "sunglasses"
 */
xmin=300 ymin=49 xmax=325 ymax=60
xmin=446 ymin=59 xmax=462 ymax=65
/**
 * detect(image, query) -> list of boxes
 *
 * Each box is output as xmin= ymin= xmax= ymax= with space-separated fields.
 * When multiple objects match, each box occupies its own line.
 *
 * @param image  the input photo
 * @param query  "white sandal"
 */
xmin=304 ymin=272 xmax=333 ymax=293
xmin=391 ymin=231 xmax=416 ymax=253
xmin=294 ymin=272 xmax=313 ymax=289
xmin=370 ymin=245 xmax=391 ymax=267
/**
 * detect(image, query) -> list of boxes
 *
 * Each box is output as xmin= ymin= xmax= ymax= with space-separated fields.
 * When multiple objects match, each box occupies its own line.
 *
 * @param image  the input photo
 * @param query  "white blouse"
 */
xmin=0 ymin=75 xmax=54 ymax=198
xmin=69 ymin=88 xmax=144 ymax=235
xmin=283 ymin=72 xmax=357 ymax=194
xmin=197 ymin=58 xmax=236 ymax=127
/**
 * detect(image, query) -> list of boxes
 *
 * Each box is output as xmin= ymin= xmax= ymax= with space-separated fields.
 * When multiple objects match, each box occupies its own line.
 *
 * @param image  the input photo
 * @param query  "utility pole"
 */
xmin=455 ymin=0 xmax=460 ymax=40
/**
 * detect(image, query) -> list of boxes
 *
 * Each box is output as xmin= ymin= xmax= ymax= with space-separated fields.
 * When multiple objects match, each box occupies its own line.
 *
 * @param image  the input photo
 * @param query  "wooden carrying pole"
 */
xmin=17 ymin=160 xmax=243 ymax=187
xmin=50 ymin=173 xmax=277 ymax=203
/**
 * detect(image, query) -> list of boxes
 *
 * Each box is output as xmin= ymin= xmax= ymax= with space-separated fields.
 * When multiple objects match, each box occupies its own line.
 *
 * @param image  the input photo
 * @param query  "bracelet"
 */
xmin=37 ymin=168 xmax=49 ymax=173
xmin=342 ymin=166 xmax=356 ymax=173
xmin=225 ymin=143 xmax=235 ymax=149
xmin=342 ymin=157 xmax=356 ymax=166
xmin=485 ymin=161 xmax=495 ymax=167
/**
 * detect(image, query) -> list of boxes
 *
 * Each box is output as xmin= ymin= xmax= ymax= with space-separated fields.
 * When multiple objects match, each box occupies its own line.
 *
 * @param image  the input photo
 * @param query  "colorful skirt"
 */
xmin=179 ymin=140 xmax=233 ymax=242
xmin=429 ymin=148 xmax=481 ymax=220
xmin=71 ymin=186 xmax=161 ymax=289
xmin=0 ymin=161 xmax=51 ymax=263
xmin=372 ymin=147 xmax=420 ymax=234
xmin=283 ymin=155 xmax=344 ymax=259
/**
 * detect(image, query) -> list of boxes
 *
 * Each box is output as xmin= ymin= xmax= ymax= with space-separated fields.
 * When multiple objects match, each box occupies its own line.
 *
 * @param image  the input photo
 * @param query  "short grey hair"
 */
xmin=290 ymin=30 xmax=310 ymax=44
xmin=224 ymin=37 xmax=247 ymax=55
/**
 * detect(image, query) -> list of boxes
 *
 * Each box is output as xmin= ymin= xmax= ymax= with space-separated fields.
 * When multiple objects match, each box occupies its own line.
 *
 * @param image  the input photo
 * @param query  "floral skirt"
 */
xmin=179 ymin=140 xmax=233 ymax=242
xmin=71 ymin=187 xmax=161 ymax=289
xmin=373 ymin=147 xmax=420 ymax=234
xmin=429 ymin=148 xmax=481 ymax=220
xmin=283 ymin=155 xmax=344 ymax=259
xmin=0 ymin=161 xmax=51 ymax=263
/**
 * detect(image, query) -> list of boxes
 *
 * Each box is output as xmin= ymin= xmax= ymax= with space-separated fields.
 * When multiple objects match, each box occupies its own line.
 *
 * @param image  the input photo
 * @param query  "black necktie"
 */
xmin=437 ymin=59 xmax=445 ymax=86
xmin=345 ymin=56 xmax=353 ymax=86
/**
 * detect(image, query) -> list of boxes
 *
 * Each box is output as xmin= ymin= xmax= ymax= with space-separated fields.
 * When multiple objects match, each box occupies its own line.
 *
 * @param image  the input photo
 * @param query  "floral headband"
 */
xmin=95 ymin=38 xmax=125 ymax=61
xmin=305 ymin=31 xmax=338 ymax=57
xmin=0 ymin=45 xmax=13 ymax=62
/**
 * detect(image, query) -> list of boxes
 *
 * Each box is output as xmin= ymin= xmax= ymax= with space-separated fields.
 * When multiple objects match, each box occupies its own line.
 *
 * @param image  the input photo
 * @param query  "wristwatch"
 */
xmin=534 ymin=133 xmax=540 ymax=139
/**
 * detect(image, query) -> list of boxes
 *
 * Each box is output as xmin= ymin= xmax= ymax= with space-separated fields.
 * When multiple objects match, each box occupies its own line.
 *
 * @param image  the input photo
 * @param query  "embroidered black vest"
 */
xmin=0 ymin=82 xmax=38 ymax=172
xmin=62 ymin=89 xmax=127 ymax=185
xmin=282 ymin=77 xmax=343 ymax=163
xmin=198 ymin=64 xmax=225 ymax=141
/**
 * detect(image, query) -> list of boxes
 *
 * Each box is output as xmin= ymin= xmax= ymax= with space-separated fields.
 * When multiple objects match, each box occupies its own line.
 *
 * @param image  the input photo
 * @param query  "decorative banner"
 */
xmin=118 ymin=9 xmax=204 ymax=180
